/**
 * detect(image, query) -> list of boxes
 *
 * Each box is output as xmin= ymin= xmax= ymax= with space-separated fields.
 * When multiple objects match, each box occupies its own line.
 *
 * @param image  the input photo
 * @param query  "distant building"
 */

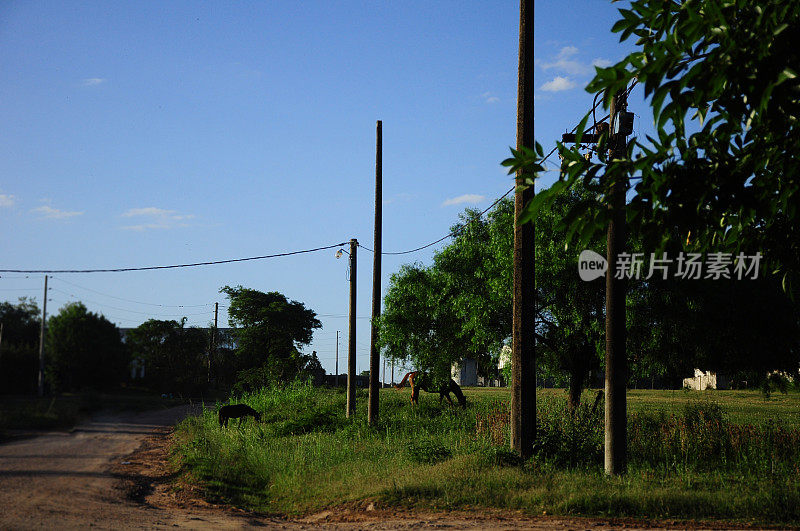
xmin=450 ymin=355 xmax=505 ymax=387
xmin=683 ymin=369 xmax=728 ymax=390
xmin=452 ymin=358 xmax=478 ymax=386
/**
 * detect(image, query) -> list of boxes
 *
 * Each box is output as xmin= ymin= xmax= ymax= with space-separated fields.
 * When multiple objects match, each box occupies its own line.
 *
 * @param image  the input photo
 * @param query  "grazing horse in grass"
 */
xmin=395 ymin=371 xmax=467 ymax=408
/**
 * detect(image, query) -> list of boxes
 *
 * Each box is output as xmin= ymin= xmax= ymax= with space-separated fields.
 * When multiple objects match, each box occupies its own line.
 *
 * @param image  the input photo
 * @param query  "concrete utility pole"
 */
xmin=605 ymin=89 xmax=629 ymax=475
xmin=37 ymin=275 xmax=48 ymax=397
xmin=368 ymin=120 xmax=383 ymax=424
xmin=335 ymin=330 xmax=340 ymax=387
xmin=511 ymin=0 xmax=536 ymax=458
xmin=346 ymin=238 xmax=358 ymax=417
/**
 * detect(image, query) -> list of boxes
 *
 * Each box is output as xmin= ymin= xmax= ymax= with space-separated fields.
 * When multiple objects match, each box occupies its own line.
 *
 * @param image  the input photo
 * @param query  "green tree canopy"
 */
xmin=535 ymin=186 xmax=606 ymax=407
xmin=508 ymin=0 xmax=800 ymax=291
xmin=0 ymin=298 xmax=41 ymax=394
xmin=220 ymin=285 xmax=321 ymax=388
xmin=45 ymin=302 xmax=128 ymax=392
xmin=126 ymin=318 xmax=209 ymax=395
xmin=379 ymin=201 xmax=513 ymax=386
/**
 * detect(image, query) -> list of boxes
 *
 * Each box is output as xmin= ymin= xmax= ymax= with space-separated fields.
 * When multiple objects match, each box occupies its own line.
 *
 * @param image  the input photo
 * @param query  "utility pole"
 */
xmin=335 ymin=330 xmax=340 ymax=387
xmin=346 ymin=238 xmax=357 ymax=417
xmin=511 ymin=0 xmax=536 ymax=459
xmin=368 ymin=120 xmax=383 ymax=424
xmin=605 ymin=89 xmax=629 ymax=475
xmin=37 ymin=275 xmax=48 ymax=397
xmin=209 ymin=302 xmax=218 ymax=383
xmin=391 ymin=360 xmax=394 ymax=385
xmin=0 ymin=322 xmax=4 ymax=367
xmin=383 ymin=357 xmax=386 ymax=388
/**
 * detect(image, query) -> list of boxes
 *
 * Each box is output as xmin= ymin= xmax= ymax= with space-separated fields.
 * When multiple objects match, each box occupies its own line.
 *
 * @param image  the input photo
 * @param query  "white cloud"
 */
xmin=81 ymin=78 xmax=106 ymax=86
xmin=0 ymin=194 xmax=15 ymax=208
xmin=31 ymin=205 xmax=83 ymax=219
xmin=558 ymin=46 xmax=579 ymax=58
xmin=442 ymin=194 xmax=485 ymax=207
xmin=122 ymin=207 xmax=175 ymax=218
xmin=121 ymin=206 xmax=195 ymax=230
xmin=540 ymin=46 xmax=588 ymax=76
xmin=592 ymin=58 xmax=612 ymax=68
xmin=481 ymin=91 xmax=500 ymax=104
xmin=541 ymin=76 xmax=576 ymax=92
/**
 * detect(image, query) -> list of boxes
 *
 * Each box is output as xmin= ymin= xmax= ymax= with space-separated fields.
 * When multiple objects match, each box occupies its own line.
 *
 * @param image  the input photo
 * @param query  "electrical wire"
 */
xmin=359 ymin=97 xmax=610 ymax=256
xmin=49 ymin=287 xmax=215 ymax=317
xmin=49 ymin=276 xmax=213 ymax=307
xmin=0 ymin=242 xmax=349 ymax=274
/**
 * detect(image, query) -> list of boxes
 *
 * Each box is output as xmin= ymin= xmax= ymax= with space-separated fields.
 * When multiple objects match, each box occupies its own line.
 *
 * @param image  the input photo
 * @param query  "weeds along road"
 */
xmin=0 ymin=404 xmax=696 ymax=530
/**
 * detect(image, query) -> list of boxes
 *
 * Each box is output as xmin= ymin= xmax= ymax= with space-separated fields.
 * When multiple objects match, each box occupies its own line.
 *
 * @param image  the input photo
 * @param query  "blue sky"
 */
xmin=0 ymin=1 xmax=644 ymax=378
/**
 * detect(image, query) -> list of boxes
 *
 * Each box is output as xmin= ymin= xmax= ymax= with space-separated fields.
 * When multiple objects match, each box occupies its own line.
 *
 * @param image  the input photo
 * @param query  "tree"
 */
xmin=379 ymin=202 xmax=513 ymax=387
xmin=379 ymin=264 xmax=464 ymax=386
xmin=508 ymin=0 xmax=800 ymax=292
xmin=45 ymin=302 xmax=127 ymax=392
xmin=126 ymin=318 xmax=209 ymax=395
xmin=629 ymin=273 xmax=800 ymax=388
xmin=220 ymin=285 xmax=321 ymax=388
xmin=380 ymin=196 xmax=608 ymax=406
xmin=535 ymin=187 xmax=606 ymax=408
xmin=0 ymin=298 xmax=41 ymax=394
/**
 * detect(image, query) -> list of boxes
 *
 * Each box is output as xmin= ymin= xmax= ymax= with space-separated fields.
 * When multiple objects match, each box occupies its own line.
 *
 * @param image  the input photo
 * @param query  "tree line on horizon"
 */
xmin=0 ymin=285 xmax=323 ymax=396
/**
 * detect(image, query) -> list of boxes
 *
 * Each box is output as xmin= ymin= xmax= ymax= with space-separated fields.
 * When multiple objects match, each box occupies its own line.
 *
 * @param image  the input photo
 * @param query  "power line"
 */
xmin=49 ymin=287 xmax=215 ymax=317
xmin=49 ymin=276 xmax=213 ymax=307
xmin=0 ymin=242 xmax=349 ymax=274
xmin=357 ymin=94 xmax=617 ymax=258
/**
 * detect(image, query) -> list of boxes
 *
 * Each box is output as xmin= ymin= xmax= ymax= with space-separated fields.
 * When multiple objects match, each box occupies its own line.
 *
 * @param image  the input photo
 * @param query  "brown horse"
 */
xmin=395 ymin=371 xmax=467 ymax=408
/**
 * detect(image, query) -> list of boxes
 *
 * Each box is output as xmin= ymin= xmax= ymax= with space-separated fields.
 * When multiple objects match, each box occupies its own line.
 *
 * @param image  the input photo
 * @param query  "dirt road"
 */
xmin=0 ymin=406 xmax=723 ymax=530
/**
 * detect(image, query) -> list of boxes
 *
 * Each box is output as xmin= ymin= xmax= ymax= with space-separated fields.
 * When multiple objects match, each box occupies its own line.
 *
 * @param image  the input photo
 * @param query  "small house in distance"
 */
xmin=451 ymin=355 xmax=505 ymax=387
xmin=683 ymin=369 xmax=729 ymax=390
xmin=452 ymin=358 xmax=478 ymax=387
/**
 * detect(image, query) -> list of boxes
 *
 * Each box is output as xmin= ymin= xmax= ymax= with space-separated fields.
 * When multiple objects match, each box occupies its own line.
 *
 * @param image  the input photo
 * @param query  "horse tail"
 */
xmin=395 ymin=371 xmax=413 ymax=390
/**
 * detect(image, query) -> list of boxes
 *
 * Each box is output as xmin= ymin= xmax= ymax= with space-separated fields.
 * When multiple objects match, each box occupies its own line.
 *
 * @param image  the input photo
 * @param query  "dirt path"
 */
xmin=0 ymin=406 xmax=745 ymax=530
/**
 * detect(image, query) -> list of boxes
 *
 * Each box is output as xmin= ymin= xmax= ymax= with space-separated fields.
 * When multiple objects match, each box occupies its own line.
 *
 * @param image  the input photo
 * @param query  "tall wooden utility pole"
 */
xmin=605 ymin=89 xmax=629 ymax=475
xmin=346 ymin=238 xmax=358 ymax=417
xmin=335 ymin=330 xmax=340 ymax=387
xmin=0 ymin=322 xmax=4 ymax=367
xmin=209 ymin=302 xmax=218 ymax=383
xmin=368 ymin=120 xmax=383 ymax=424
xmin=37 ymin=275 xmax=48 ymax=397
xmin=511 ymin=0 xmax=536 ymax=458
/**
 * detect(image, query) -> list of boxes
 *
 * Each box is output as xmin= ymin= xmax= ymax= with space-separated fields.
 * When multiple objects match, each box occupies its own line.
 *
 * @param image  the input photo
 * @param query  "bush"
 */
xmin=533 ymin=394 xmax=603 ymax=468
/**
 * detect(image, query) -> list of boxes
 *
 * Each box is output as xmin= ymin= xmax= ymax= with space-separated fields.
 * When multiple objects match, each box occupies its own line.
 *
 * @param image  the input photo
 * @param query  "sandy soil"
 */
xmin=0 ymin=405 xmax=755 ymax=530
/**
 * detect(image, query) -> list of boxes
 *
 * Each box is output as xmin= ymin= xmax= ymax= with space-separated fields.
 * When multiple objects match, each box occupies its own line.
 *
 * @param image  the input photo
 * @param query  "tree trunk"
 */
xmin=568 ymin=363 xmax=585 ymax=409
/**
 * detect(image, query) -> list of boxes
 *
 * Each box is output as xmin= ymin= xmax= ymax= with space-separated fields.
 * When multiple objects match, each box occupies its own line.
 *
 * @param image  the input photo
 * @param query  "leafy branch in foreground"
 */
xmin=505 ymin=0 xmax=800 ymax=291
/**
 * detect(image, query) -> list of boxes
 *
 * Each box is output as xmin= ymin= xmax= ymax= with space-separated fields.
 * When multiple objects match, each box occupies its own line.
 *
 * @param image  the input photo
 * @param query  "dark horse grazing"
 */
xmin=218 ymin=404 xmax=261 ymax=427
xmin=394 ymin=371 xmax=467 ymax=408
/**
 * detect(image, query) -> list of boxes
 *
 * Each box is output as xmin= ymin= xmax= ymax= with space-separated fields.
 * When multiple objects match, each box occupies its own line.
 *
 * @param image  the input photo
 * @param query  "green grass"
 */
xmin=467 ymin=387 xmax=800 ymax=428
xmin=173 ymin=384 xmax=800 ymax=525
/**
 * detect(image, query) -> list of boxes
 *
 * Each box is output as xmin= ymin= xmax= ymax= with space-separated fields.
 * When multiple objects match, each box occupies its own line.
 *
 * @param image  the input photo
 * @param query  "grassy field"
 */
xmin=173 ymin=384 xmax=800 ymax=525
xmin=468 ymin=386 xmax=800 ymax=427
